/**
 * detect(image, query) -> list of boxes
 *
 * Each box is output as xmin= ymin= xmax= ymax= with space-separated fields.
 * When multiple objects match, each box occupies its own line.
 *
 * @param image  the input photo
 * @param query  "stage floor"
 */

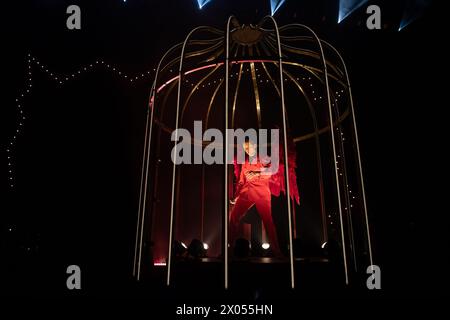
xmin=133 ymin=255 xmax=373 ymax=301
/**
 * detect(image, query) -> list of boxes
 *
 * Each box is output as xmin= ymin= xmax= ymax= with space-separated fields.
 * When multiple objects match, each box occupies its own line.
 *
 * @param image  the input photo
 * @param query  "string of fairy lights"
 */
xmin=6 ymin=53 xmax=158 ymax=190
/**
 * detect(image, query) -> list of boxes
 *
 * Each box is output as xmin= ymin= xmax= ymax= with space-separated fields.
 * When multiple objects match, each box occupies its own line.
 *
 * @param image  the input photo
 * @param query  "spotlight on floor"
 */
xmin=262 ymin=242 xmax=270 ymax=250
xmin=173 ymin=240 xmax=187 ymax=257
xmin=234 ymin=238 xmax=250 ymax=258
xmin=187 ymin=238 xmax=206 ymax=258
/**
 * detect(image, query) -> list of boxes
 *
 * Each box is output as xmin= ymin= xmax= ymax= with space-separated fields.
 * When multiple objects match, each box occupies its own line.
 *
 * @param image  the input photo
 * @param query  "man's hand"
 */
xmin=244 ymin=170 xmax=260 ymax=180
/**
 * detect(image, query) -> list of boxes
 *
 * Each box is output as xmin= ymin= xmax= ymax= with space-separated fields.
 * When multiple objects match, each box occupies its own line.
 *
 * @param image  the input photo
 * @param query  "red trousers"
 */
xmin=229 ymin=178 xmax=281 ymax=255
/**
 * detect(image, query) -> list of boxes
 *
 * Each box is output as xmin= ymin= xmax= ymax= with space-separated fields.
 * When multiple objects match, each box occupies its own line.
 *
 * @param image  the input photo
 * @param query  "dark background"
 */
xmin=1 ymin=0 xmax=447 ymax=298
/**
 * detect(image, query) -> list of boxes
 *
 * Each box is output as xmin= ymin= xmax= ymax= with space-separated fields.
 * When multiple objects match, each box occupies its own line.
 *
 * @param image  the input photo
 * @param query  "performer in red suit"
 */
xmin=229 ymin=137 xmax=300 ymax=257
xmin=229 ymin=139 xmax=281 ymax=255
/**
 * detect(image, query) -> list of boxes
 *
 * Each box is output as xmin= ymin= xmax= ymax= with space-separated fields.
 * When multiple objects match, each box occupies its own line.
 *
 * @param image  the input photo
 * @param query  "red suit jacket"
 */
xmin=233 ymin=142 xmax=300 ymax=204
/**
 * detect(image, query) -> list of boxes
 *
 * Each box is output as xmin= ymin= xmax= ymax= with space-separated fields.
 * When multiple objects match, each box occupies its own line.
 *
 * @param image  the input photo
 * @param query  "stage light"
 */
xmin=262 ymin=242 xmax=270 ymax=250
xmin=270 ymin=0 xmax=286 ymax=16
xmin=203 ymin=242 xmax=209 ymax=250
xmin=338 ymin=0 xmax=368 ymax=23
xmin=188 ymin=238 xmax=207 ymax=258
xmin=321 ymin=241 xmax=328 ymax=249
xmin=322 ymin=238 xmax=342 ymax=259
xmin=196 ymin=0 xmax=212 ymax=10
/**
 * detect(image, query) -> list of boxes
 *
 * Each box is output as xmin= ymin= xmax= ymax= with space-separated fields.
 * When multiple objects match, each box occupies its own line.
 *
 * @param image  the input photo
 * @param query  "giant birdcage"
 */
xmin=132 ymin=16 xmax=373 ymax=289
